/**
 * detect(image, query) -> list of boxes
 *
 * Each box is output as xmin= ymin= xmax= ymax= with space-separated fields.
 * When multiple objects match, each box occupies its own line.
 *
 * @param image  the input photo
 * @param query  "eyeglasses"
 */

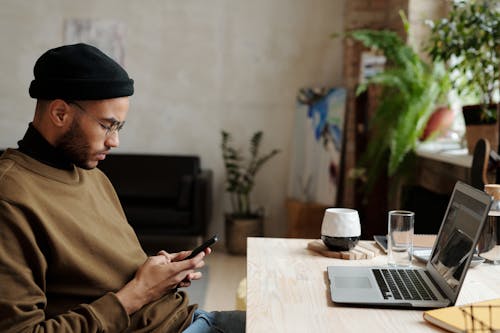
xmin=66 ymin=101 xmax=125 ymax=137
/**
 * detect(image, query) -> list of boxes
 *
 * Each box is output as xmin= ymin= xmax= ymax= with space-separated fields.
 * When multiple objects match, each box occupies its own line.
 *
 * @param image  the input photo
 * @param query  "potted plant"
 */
xmin=334 ymin=13 xmax=451 ymax=197
xmin=221 ymin=130 xmax=280 ymax=254
xmin=426 ymin=0 xmax=500 ymax=153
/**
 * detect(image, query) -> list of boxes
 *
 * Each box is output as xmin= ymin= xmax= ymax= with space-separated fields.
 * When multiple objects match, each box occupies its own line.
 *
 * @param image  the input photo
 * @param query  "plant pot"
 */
xmin=225 ymin=213 xmax=263 ymax=255
xmin=463 ymin=104 xmax=498 ymax=154
xmin=421 ymin=106 xmax=454 ymax=140
xmin=286 ymin=198 xmax=329 ymax=238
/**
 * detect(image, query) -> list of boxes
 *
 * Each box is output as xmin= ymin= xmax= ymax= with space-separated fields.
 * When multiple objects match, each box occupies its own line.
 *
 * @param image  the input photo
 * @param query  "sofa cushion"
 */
xmin=125 ymin=206 xmax=192 ymax=229
xmin=177 ymin=175 xmax=194 ymax=209
xmin=98 ymin=154 xmax=200 ymax=201
xmin=96 ymin=153 xmax=211 ymax=237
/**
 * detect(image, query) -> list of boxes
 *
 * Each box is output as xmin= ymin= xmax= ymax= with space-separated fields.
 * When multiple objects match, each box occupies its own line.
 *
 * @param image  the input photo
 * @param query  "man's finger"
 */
xmin=169 ymin=252 xmax=205 ymax=273
xmin=156 ymin=250 xmax=172 ymax=262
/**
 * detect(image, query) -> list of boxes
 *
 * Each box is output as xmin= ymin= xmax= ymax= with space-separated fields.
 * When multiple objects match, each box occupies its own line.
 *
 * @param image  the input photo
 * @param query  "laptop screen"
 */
xmin=429 ymin=189 xmax=489 ymax=291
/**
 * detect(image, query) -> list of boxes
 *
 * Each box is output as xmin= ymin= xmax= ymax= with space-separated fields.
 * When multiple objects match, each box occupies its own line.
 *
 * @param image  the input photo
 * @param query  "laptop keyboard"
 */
xmin=372 ymin=268 xmax=438 ymax=301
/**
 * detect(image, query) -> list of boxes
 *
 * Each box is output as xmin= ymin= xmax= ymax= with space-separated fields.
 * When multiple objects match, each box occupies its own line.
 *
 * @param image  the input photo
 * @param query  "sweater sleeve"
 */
xmin=0 ymin=200 xmax=130 ymax=333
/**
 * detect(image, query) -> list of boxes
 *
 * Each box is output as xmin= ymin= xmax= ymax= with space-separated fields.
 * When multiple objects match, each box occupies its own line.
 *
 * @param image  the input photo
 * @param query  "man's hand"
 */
xmin=116 ymin=248 xmax=210 ymax=315
xmin=158 ymin=248 xmax=213 ymax=287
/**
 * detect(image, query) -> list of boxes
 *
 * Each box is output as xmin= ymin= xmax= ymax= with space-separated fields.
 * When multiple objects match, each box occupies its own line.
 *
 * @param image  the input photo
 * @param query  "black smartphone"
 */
xmin=373 ymin=235 xmax=388 ymax=253
xmin=184 ymin=235 xmax=219 ymax=260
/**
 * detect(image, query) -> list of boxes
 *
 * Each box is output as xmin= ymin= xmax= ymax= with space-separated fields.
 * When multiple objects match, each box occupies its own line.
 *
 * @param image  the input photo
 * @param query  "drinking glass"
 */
xmin=387 ymin=210 xmax=414 ymax=266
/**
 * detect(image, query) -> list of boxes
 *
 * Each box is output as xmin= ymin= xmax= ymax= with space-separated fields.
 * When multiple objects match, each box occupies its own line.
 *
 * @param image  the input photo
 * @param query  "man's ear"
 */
xmin=47 ymin=99 xmax=73 ymax=128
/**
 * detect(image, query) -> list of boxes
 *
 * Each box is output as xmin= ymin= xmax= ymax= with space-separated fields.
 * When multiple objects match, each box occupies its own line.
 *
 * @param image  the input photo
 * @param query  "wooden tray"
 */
xmin=307 ymin=240 xmax=382 ymax=260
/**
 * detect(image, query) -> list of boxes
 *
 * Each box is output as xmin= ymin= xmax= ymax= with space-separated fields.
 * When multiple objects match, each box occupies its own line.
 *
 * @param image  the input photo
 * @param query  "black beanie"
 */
xmin=29 ymin=43 xmax=134 ymax=100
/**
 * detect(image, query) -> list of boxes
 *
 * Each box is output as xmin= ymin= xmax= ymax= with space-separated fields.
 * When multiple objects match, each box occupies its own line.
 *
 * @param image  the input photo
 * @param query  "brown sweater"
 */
xmin=0 ymin=149 xmax=195 ymax=332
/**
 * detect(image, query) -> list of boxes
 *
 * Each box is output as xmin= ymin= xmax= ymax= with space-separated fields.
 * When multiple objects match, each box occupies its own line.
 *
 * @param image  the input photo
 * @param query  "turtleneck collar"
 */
xmin=17 ymin=123 xmax=74 ymax=170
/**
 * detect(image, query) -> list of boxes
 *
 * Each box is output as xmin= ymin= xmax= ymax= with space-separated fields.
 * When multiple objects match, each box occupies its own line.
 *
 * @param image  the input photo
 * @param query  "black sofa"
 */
xmin=97 ymin=154 xmax=212 ymax=239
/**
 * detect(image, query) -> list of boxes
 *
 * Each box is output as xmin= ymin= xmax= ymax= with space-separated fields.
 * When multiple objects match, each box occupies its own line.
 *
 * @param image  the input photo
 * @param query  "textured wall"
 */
xmin=0 ymin=0 xmax=345 ymax=238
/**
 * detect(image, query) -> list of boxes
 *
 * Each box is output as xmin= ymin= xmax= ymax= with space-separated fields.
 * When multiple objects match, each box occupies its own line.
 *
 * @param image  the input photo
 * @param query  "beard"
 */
xmin=56 ymin=119 xmax=95 ymax=170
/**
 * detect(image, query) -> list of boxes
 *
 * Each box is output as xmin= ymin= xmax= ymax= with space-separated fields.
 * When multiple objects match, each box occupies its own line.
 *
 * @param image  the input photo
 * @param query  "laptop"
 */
xmin=327 ymin=181 xmax=492 ymax=308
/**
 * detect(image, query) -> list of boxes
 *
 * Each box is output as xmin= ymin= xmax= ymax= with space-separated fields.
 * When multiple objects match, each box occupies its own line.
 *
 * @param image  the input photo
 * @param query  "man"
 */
xmin=0 ymin=43 xmax=245 ymax=332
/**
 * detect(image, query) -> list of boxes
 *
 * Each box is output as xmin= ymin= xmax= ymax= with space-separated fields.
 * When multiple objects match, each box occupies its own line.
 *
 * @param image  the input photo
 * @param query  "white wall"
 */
xmin=0 ymin=0 xmax=345 ymax=238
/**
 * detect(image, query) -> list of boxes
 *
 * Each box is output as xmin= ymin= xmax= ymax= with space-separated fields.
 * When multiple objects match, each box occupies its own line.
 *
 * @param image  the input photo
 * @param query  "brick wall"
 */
xmin=341 ymin=0 xmax=408 ymax=208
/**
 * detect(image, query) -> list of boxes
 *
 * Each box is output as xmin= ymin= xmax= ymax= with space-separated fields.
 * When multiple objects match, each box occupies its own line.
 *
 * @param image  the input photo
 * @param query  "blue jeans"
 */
xmin=182 ymin=309 xmax=246 ymax=333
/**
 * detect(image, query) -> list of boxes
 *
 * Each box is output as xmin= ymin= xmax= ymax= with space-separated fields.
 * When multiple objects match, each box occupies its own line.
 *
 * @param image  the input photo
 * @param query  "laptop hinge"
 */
xmin=424 ymin=270 xmax=447 ymax=299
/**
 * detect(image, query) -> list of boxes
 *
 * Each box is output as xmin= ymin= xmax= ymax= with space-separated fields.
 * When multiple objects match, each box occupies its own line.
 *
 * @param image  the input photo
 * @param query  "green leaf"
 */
xmin=425 ymin=0 xmax=499 ymax=109
xmin=334 ymin=23 xmax=451 ymax=195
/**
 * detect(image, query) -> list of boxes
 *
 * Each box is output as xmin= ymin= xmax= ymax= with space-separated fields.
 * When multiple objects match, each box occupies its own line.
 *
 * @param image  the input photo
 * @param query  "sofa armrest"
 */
xmin=192 ymin=169 xmax=213 ymax=236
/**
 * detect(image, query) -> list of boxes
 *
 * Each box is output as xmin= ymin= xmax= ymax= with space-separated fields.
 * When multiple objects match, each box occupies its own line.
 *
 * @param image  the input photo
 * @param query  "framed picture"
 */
xmin=288 ymin=87 xmax=347 ymax=206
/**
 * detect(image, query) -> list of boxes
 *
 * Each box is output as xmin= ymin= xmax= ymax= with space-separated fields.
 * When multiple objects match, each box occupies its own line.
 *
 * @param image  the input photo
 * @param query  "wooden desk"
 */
xmin=415 ymin=145 xmax=472 ymax=195
xmin=246 ymin=237 xmax=500 ymax=333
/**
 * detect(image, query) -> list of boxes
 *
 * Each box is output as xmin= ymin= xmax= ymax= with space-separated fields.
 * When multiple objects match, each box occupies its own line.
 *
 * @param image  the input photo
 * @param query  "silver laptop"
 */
xmin=327 ymin=181 xmax=492 ymax=308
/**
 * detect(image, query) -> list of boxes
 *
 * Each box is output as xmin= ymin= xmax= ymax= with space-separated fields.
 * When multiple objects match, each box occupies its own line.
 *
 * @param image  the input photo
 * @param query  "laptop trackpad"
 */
xmin=334 ymin=276 xmax=371 ymax=288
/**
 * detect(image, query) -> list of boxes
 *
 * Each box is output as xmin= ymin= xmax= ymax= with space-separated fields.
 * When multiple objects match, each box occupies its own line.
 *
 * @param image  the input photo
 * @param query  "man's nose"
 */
xmin=105 ymin=131 xmax=120 ymax=148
